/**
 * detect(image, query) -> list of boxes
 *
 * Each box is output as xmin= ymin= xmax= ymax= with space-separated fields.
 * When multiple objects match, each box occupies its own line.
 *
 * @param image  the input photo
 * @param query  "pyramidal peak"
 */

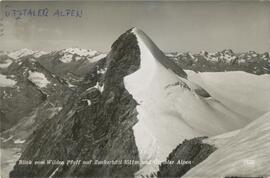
xmin=123 ymin=28 xmax=251 ymax=176
xmin=131 ymin=27 xmax=187 ymax=79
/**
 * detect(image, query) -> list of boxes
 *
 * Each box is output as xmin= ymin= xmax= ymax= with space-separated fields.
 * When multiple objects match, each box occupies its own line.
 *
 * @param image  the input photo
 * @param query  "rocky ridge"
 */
xmin=10 ymin=28 xmax=141 ymax=178
xmin=166 ymin=50 xmax=270 ymax=75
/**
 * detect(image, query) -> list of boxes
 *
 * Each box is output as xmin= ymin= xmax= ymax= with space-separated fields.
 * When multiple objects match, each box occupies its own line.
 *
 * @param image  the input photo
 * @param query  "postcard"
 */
xmin=0 ymin=1 xmax=270 ymax=178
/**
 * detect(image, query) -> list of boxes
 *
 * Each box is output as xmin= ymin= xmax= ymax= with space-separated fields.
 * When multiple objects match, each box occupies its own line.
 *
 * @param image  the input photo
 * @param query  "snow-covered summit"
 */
xmin=184 ymin=112 xmax=270 ymax=177
xmin=7 ymin=48 xmax=47 ymax=60
xmin=131 ymin=28 xmax=187 ymax=78
xmin=0 ymin=74 xmax=17 ymax=87
xmin=199 ymin=49 xmax=236 ymax=63
xmin=167 ymin=49 xmax=270 ymax=75
xmin=28 ymin=71 xmax=50 ymax=88
xmin=61 ymin=48 xmax=98 ymax=57
xmin=0 ymin=50 xmax=8 ymax=56
xmin=58 ymin=48 xmax=106 ymax=63
xmin=124 ymin=28 xmax=256 ymax=176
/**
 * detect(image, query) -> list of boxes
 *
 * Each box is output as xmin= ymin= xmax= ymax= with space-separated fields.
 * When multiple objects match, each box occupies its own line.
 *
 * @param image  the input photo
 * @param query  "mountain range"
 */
xmin=0 ymin=28 xmax=269 ymax=178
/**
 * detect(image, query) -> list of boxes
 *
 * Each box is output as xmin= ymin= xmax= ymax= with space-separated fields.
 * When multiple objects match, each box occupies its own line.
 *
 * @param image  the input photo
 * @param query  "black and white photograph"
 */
xmin=0 ymin=1 xmax=270 ymax=178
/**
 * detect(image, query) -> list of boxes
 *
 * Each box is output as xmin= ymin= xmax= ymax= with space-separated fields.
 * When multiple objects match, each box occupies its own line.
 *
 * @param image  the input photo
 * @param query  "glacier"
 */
xmin=184 ymin=112 xmax=270 ymax=177
xmin=123 ymin=27 xmax=270 ymax=176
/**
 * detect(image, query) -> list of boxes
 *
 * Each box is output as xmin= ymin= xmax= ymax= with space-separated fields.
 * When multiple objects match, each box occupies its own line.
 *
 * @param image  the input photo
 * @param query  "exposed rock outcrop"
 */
xmin=157 ymin=137 xmax=217 ymax=177
xmin=10 ymin=28 xmax=141 ymax=178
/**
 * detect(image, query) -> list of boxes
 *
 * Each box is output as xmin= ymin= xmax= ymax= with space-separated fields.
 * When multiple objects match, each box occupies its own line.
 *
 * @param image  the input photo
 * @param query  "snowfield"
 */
xmin=28 ymin=71 xmax=50 ymax=88
xmin=124 ymin=28 xmax=269 ymax=176
xmin=8 ymin=48 xmax=47 ymax=60
xmin=186 ymin=70 xmax=270 ymax=120
xmin=123 ymin=28 xmax=270 ymax=176
xmin=86 ymin=82 xmax=104 ymax=93
xmin=62 ymin=48 xmax=98 ymax=57
xmin=59 ymin=48 xmax=105 ymax=63
xmin=59 ymin=53 xmax=74 ymax=63
xmin=0 ymin=59 xmax=13 ymax=68
xmin=89 ymin=53 xmax=107 ymax=63
xmin=14 ymin=139 xmax=26 ymax=144
xmin=0 ymin=74 xmax=17 ymax=87
xmin=184 ymin=112 xmax=270 ymax=177
xmin=202 ymin=129 xmax=240 ymax=148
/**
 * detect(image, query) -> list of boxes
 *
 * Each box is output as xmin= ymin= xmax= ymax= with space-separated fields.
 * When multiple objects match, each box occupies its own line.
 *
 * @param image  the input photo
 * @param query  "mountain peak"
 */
xmin=60 ymin=48 xmax=98 ymax=56
xmin=130 ymin=26 xmax=140 ymax=31
xmin=7 ymin=48 xmax=48 ymax=60
xmin=131 ymin=28 xmax=187 ymax=78
xmin=123 ymin=27 xmax=254 ymax=176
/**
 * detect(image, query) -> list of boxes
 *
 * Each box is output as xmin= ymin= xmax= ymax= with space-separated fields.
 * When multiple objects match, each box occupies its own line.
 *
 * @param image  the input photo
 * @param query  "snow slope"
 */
xmin=123 ymin=28 xmax=256 ymax=176
xmin=202 ymin=129 xmax=240 ymax=148
xmin=59 ymin=48 xmax=105 ymax=63
xmin=62 ymin=48 xmax=98 ymax=57
xmin=89 ymin=53 xmax=107 ymax=63
xmin=0 ymin=148 xmax=21 ymax=178
xmin=184 ymin=112 xmax=270 ymax=177
xmin=0 ymin=59 xmax=13 ymax=69
xmin=0 ymin=74 xmax=17 ymax=87
xmin=186 ymin=70 xmax=270 ymax=120
xmin=59 ymin=54 xmax=74 ymax=63
xmin=28 ymin=71 xmax=50 ymax=88
xmin=8 ymin=49 xmax=47 ymax=60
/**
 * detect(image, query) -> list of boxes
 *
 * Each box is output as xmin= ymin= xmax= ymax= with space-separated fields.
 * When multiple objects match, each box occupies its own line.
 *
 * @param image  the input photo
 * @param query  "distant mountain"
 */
xmin=166 ymin=50 xmax=270 ymax=75
xmin=11 ymin=28 xmax=140 ymax=178
xmin=9 ymin=28 xmax=270 ymax=178
xmin=37 ymin=48 xmax=107 ymax=86
xmin=0 ymin=56 xmax=72 ymax=134
xmin=7 ymin=48 xmax=48 ymax=60
xmin=0 ymin=54 xmax=76 ymax=177
xmin=0 ymin=49 xmax=105 ymax=178
xmin=0 ymin=47 xmax=108 ymax=142
xmin=0 ymin=55 xmax=13 ymax=70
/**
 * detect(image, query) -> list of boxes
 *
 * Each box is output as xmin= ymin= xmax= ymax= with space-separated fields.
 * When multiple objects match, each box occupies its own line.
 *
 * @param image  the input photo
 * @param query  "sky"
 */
xmin=0 ymin=1 xmax=270 ymax=53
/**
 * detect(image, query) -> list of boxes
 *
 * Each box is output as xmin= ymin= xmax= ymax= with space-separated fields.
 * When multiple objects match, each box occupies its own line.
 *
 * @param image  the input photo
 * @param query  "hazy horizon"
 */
xmin=0 ymin=1 xmax=270 ymax=53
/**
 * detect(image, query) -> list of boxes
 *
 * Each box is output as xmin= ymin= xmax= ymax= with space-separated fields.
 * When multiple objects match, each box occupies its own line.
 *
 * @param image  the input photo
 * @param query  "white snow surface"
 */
xmin=33 ymin=51 xmax=47 ymax=58
xmin=0 ymin=59 xmax=13 ymax=68
xmin=14 ymin=139 xmax=26 ymax=144
xmin=97 ymin=67 xmax=107 ymax=75
xmin=124 ymin=28 xmax=256 ymax=176
xmin=59 ymin=53 xmax=73 ymax=63
xmin=202 ymin=129 xmax=240 ymax=148
xmin=184 ymin=112 xmax=270 ymax=177
xmin=59 ymin=48 xmax=105 ymax=63
xmin=0 ymin=74 xmax=17 ymax=87
xmin=86 ymin=82 xmax=104 ymax=93
xmin=28 ymin=71 xmax=50 ymax=88
xmin=62 ymin=48 xmax=98 ymax=57
xmin=89 ymin=53 xmax=107 ymax=63
xmin=86 ymin=99 xmax=91 ymax=106
xmin=186 ymin=70 xmax=270 ymax=120
xmin=8 ymin=48 xmax=47 ymax=59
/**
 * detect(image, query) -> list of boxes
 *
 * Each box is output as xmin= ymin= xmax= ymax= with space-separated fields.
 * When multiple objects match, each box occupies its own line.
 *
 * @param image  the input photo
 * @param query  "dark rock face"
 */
xmin=0 ymin=54 xmax=13 ymax=73
xmin=0 ymin=58 xmax=72 ymax=133
xmin=194 ymin=87 xmax=211 ymax=98
xmin=10 ymin=29 xmax=141 ymax=178
xmin=37 ymin=50 xmax=106 ymax=86
xmin=157 ymin=137 xmax=217 ymax=178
